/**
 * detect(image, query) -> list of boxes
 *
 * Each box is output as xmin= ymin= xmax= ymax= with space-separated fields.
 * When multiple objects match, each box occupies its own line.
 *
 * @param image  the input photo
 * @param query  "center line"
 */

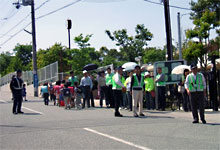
xmin=22 ymin=106 xmax=44 ymax=115
xmin=84 ymin=128 xmax=152 ymax=150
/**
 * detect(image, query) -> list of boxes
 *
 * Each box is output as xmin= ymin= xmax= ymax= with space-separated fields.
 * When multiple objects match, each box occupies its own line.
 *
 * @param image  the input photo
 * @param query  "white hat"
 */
xmin=83 ymin=70 xmax=87 ymax=74
xmin=144 ymin=72 xmax=150 ymax=76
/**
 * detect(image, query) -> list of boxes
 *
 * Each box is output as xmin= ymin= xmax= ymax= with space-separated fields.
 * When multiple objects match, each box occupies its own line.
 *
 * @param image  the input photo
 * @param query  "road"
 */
xmin=0 ymin=91 xmax=219 ymax=150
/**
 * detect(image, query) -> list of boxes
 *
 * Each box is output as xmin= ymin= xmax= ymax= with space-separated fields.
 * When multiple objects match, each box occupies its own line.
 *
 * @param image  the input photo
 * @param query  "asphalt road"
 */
xmin=0 ymin=91 xmax=219 ymax=150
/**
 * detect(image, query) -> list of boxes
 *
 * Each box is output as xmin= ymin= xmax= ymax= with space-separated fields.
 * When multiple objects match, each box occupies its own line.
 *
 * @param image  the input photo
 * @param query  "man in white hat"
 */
xmin=185 ymin=64 xmax=206 ymax=124
xmin=80 ymin=70 xmax=93 ymax=108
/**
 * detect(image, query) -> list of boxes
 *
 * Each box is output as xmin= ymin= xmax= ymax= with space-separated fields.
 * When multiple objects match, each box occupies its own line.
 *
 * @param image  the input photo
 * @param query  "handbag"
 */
xmin=150 ymin=90 xmax=155 ymax=97
xmin=178 ymin=85 xmax=185 ymax=93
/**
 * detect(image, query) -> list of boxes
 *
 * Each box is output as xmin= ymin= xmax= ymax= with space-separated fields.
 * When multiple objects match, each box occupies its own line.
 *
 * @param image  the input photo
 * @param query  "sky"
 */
xmin=0 ymin=0 xmax=204 ymax=53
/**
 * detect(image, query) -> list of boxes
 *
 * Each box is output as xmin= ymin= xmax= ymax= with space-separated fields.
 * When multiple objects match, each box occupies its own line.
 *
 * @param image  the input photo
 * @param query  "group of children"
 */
xmin=40 ymin=80 xmax=83 ymax=109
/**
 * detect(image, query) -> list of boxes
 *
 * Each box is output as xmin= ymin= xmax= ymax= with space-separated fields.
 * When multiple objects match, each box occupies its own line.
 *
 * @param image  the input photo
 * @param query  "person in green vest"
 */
xmin=112 ymin=66 xmax=126 ymax=117
xmin=105 ymin=67 xmax=114 ymax=108
xmin=130 ymin=65 xmax=145 ymax=117
xmin=155 ymin=67 xmax=166 ymax=111
xmin=68 ymin=71 xmax=78 ymax=87
xmin=124 ymin=71 xmax=133 ymax=111
xmin=144 ymin=72 xmax=155 ymax=110
xmin=185 ymin=64 xmax=206 ymax=124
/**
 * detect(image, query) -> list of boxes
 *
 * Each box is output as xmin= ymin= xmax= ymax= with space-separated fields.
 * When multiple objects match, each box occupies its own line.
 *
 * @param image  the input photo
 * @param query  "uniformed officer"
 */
xmin=10 ymin=69 xmax=24 ymax=114
xmin=185 ymin=64 xmax=206 ymax=124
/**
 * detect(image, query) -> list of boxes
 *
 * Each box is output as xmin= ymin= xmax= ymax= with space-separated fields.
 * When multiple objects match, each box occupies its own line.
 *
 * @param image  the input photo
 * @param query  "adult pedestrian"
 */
xmin=181 ymin=69 xmax=191 ymax=112
xmin=112 ymin=66 xmax=125 ymax=117
xmin=144 ymin=72 xmax=155 ymax=110
xmin=125 ymin=71 xmax=133 ymax=111
xmin=185 ymin=64 xmax=206 ymax=124
xmin=68 ymin=71 xmax=78 ymax=87
xmin=105 ymin=67 xmax=114 ymax=108
xmin=80 ymin=70 xmax=93 ymax=108
xmin=155 ymin=67 xmax=166 ymax=111
xmin=10 ymin=69 xmax=24 ymax=114
xmin=97 ymin=71 xmax=107 ymax=107
xmin=130 ymin=65 xmax=145 ymax=117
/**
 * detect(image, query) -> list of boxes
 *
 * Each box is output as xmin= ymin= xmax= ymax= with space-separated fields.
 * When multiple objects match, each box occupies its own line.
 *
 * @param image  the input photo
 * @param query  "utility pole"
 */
xmin=163 ymin=0 xmax=173 ymax=60
xmin=13 ymin=0 xmax=38 ymax=96
xmin=31 ymin=0 xmax=38 ymax=97
xmin=177 ymin=12 xmax=182 ymax=60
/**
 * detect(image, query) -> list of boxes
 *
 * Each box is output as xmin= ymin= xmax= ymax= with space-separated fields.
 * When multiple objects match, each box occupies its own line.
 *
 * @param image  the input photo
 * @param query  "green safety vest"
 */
xmin=68 ymin=76 xmax=78 ymax=86
xmin=144 ymin=77 xmax=154 ymax=92
xmin=132 ymin=74 xmax=144 ymax=89
xmin=188 ymin=73 xmax=204 ymax=92
xmin=105 ymin=73 xmax=113 ymax=85
xmin=156 ymin=74 xmax=165 ymax=86
xmin=112 ymin=74 xmax=123 ymax=90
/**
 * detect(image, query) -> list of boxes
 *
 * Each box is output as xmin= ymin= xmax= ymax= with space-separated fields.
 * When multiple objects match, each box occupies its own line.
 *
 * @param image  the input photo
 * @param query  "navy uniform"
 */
xmin=10 ymin=70 xmax=24 ymax=114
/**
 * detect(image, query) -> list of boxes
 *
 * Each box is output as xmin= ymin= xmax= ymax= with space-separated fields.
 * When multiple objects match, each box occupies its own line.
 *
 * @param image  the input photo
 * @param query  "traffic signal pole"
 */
xmin=163 ymin=0 xmax=173 ymax=60
xmin=31 ymin=0 xmax=38 ymax=97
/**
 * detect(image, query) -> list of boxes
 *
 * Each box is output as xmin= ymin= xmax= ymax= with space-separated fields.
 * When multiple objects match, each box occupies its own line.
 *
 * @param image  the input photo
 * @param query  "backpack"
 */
xmin=63 ymin=88 xmax=71 ymax=96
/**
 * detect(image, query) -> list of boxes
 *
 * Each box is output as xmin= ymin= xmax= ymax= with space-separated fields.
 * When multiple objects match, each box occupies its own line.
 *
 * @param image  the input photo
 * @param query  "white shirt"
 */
xmin=114 ymin=73 xmax=125 ymax=88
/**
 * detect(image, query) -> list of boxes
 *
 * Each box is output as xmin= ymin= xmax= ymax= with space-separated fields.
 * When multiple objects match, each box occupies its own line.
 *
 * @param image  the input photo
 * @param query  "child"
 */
xmin=22 ymin=84 xmax=27 ymax=101
xmin=41 ymin=83 xmax=50 ymax=105
xmin=74 ymin=82 xmax=82 ymax=109
xmin=63 ymin=83 xmax=71 ymax=109
xmin=53 ymin=81 xmax=61 ymax=106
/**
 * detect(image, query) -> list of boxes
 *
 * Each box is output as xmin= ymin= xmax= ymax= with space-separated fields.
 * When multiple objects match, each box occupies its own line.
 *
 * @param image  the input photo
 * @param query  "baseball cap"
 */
xmin=83 ymin=70 xmax=87 ymax=74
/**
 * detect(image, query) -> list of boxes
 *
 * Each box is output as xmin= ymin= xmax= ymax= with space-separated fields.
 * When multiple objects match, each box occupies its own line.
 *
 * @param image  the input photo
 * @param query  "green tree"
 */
xmin=0 ymin=52 xmax=13 ymax=76
xmin=143 ymin=47 xmax=166 ymax=64
xmin=13 ymin=44 xmax=32 ymax=71
xmin=106 ymin=24 xmax=153 ymax=62
xmin=183 ymin=0 xmax=220 ymax=69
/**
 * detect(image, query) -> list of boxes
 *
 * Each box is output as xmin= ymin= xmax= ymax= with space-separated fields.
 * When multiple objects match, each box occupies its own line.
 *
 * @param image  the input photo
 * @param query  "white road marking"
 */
xmin=84 ymin=128 xmax=152 ymax=150
xmin=22 ymin=106 xmax=44 ymax=115
xmin=0 ymin=100 xmax=8 ymax=103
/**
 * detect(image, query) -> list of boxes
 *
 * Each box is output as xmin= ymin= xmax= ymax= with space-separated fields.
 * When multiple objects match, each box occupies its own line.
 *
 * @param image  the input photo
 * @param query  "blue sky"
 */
xmin=0 ymin=0 xmax=198 ymax=53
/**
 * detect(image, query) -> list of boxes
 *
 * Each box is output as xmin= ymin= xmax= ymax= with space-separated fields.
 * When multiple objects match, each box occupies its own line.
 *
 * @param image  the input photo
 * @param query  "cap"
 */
xmin=135 ymin=65 xmax=141 ymax=69
xmin=144 ymin=72 xmax=150 ymax=76
xmin=117 ymin=66 xmax=124 ymax=70
xmin=17 ymin=69 xmax=22 ymax=73
xmin=83 ymin=70 xmax=87 ymax=74
xmin=190 ymin=64 xmax=197 ymax=69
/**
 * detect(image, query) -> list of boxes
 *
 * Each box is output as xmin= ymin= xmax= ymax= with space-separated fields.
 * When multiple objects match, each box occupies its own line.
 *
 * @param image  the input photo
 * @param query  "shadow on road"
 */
xmin=0 ymin=125 xmax=24 ymax=128
xmin=206 ymin=123 xmax=220 ymax=126
xmin=122 ymin=115 xmax=174 ymax=119
xmin=22 ymin=113 xmax=42 ymax=115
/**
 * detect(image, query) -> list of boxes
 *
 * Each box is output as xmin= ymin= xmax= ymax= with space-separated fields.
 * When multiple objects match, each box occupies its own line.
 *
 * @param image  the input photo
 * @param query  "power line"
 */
xmin=0 ymin=0 xmax=82 ymax=47
xmin=143 ymin=0 xmax=191 ymax=11
xmin=0 ymin=0 xmax=51 ymax=40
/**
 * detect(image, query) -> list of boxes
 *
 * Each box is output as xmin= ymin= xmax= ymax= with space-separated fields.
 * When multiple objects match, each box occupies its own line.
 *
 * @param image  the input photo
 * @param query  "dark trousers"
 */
xmin=126 ymin=91 xmax=132 ymax=111
xmin=90 ymin=91 xmax=95 ymax=107
xmin=190 ymin=92 xmax=205 ymax=121
xmin=146 ymin=91 xmax=155 ymax=109
xmin=12 ymin=91 xmax=23 ymax=113
xmin=157 ymin=86 xmax=166 ymax=110
xmin=182 ymin=90 xmax=191 ymax=111
xmin=100 ymin=86 xmax=107 ymax=107
xmin=113 ymin=90 xmax=122 ymax=114
xmin=106 ymin=85 xmax=114 ymax=107
xmin=43 ymin=93 xmax=49 ymax=105
xmin=82 ymin=86 xmax=91 ymax=108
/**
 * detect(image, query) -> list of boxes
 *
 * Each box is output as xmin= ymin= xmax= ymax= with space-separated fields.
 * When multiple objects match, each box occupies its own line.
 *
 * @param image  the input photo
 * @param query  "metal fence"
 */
xmin=0 ymin=61 xmax=58 ymax=86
